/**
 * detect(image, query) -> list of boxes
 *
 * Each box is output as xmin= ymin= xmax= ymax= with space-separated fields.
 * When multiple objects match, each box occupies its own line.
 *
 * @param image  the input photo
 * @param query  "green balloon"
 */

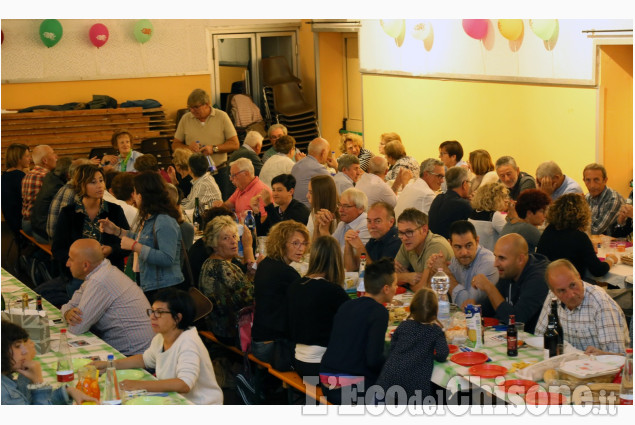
xmin=134 ymin=19 xmax=153 ymax=44
xmin=39 ymin=19 xmax=63 ymax=48
xmin=530 ymin=19 xmax=558 ymax=41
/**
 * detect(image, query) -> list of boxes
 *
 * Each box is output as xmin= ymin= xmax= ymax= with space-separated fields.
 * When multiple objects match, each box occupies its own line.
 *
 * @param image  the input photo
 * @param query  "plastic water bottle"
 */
xmin=356 ymin=253 xmax=367 ymax=297
xmin=431 ymin=268 xmax=451 ymax=329
xmin=196 ymin=141 xmax=217 ymax=174
xmin=56 ymin=329 xmax=74 ymax=382
xmin=234 ymin=213 xmax=244 ymax=259
xmin=245 ymin=210 xmax=257 ymax=242
xmin=103 ymin=354 xmax=121 ymax=405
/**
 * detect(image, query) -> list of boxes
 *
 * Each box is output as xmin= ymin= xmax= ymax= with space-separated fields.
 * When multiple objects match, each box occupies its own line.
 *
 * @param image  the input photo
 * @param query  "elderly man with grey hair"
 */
xmin=315 ymin=188 xmax=371 ymax=252
xmin=495 ymin=156 xmax=536 ymax=200
xmin=333 ymin=154 xmax=362 ymax=195
xmin=395 ymin=158 xmax=445 ymax=218
xmin=355 ymin=155 xmax=398 ymax=208
xmin=428 ymin=167 xmax=473 ymax=239
xmin=214 ymin=157 xmax=271 ymax=218
xmin=227 ymin=130 xmax=264 ymax=177
xmin=262 ymin=123 xmax=304 ymax=163
xmin=291 ymin=137 xmax=334 ymax=208
xmin=535 ymin=160 xmax=582 ymax=201
xmin=172 ymin=88 xmax=239 ymax=166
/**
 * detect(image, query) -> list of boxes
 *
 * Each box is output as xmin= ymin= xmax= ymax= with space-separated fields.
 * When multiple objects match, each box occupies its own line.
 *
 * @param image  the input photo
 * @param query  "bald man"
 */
xmin=469 ymin=233 xmax=550 ymax=333
xmin=60 ymin=239 xmax=154 ymax=356
xmin=291 ymin=137 xmax=334 ymax=208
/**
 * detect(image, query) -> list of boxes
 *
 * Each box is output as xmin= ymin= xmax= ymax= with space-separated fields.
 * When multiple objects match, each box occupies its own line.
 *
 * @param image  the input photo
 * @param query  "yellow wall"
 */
xmin=298 ymin=20 xmax=317 ymax=113
xmin=600 ymin=45 xmax=633 ymax=198
xmin=362 ymin=75 xmax=597 ymax=188
xmin=318 ymin=32 xmax=345 ymax=153
xmin=1 ymin=75 xmax=211 ymax=120
xmin=218 ymin=66 xmax=247 ymax=94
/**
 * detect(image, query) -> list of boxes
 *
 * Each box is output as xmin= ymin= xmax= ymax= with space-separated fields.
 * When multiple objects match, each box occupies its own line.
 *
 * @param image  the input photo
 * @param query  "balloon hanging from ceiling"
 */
xmin=498 ymin=19 xmax=524 ymax=41
xmin=134 ymin=19 xmax=154 ymax=44
xmin=529 ymin=19 xmax=558 ymax=41
xmin=462 ymin=19 xmax=489 ymax=40
xmin=39 ymin=19 xmax=63 ymax=48
xmin=89 ymin=23 xmax=109 ymax=48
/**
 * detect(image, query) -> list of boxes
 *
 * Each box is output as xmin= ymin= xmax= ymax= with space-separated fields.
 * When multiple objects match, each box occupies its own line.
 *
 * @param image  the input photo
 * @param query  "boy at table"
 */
xmin=468 ymin=233 xmax=550 ymax=334
xmin=319 ymin=259 xmax=397 ymax=405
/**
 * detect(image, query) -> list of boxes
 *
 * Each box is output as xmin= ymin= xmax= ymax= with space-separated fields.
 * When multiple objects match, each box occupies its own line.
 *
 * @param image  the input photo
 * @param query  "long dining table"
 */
xmin=1 ymin=268 xmax=191 ymax=405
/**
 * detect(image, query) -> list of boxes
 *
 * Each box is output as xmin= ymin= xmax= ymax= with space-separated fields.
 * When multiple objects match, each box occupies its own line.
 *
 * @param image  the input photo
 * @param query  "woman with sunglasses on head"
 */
xmin=251 ymin=221 xmax=310 ymax=365
xmin=90 ymin=288 xmax=223 ymax=405
xmin=99 ymin=171 xmax=184 ymax=301
xmin=52 ymin=164 xmax=130 ymax=298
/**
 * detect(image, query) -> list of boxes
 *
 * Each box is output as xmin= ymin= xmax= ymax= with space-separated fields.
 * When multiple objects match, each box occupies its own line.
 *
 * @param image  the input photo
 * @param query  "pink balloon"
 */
xmin=462 ymin=19 xmax=488 ymax=40
xmin=89 ymin=23 xmax=109 ymax=48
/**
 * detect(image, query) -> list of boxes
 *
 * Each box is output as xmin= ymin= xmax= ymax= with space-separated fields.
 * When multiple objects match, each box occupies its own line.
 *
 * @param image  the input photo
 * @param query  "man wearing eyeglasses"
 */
xmin=316 ymin=188 xmax=370 ymax=253
xmin=214 ymin=158 xmax=271 ymax=220
xmin=428 ymin=167 xmax=473 ymax=239
xmin=394 ymin=208 xmax=453 ymax=290
xmin=395 ymin=158 xmax=445 ymax=219
xmin=60 ymin=239 xmax=154 ymax=356
xmin=173 ymin=89 xmax=239 ymax=166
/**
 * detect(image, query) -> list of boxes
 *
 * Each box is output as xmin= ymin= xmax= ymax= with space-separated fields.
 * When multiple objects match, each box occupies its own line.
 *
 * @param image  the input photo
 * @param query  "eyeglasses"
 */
xmin=270 ymin=134 xmax=283 ymax=140
xmin=337 ymin=203 xmax=356 ymax=209
xmin=188 ymin=104 xmax=206 ymax=111
xmin=398 ymin=226 xmax=423 ymax=239
xmin=146 ymin=309 xmax=172 ymax=318
xmin=230 ymin=170 xmax=247 ymax=179
xmin=429 ymin=172 xmax=445 ymax=179
xmin=288 ymin=241 xmax=309 ymax=248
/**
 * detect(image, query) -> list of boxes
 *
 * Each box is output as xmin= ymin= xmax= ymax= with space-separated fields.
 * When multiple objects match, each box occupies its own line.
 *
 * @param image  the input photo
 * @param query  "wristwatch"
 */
xmin=212 ymin=145 xmax=219 ymax=153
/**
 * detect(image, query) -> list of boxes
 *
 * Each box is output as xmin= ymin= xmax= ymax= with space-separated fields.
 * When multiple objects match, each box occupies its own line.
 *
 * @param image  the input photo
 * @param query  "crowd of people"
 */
xmin=2 ymin=87 xmax=632 ymax=406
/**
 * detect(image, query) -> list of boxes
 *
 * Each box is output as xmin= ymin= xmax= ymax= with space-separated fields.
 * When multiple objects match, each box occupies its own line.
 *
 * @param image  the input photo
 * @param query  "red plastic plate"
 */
xmin=395 ymin=286 xmax=407 ymax=295
xmin=525 ymin=391 xmax=566 ymax=405
xmin=502 ymin=379 xmax=539 ymax=394
xmin=483 ymin=317 xmax=499 ymax=327
xmin=450 ymin=351 xmax=488 ymax=366
xmin=448 ymin=344 xmax=458 ymax=354
xmin=468 ymin=364 xmax=508 ymax=378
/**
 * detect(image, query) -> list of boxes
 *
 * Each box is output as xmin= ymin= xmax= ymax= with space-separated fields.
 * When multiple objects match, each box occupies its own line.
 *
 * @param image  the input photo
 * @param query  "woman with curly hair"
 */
xmin=537 ymin=193 xmax=618 ymax=278
xmin=384 ymin=140 xmax=419 ymax=185
xmin=251 ymin=221 xmax=309 ymax=365
xmin=501 ymin=189 xmax=551 ymax=252
xmin=468 ymin=182 xmax=510 ymax=252
xmin=338 ymin=133 xmax=373 ymax=172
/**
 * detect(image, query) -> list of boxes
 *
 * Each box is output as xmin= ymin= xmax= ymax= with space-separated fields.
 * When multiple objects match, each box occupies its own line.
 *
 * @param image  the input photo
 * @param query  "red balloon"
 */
xmin=462 ymin=19 xmax=489 ymax=40
xmin=89 ymin=23 xmax=109 ymax=48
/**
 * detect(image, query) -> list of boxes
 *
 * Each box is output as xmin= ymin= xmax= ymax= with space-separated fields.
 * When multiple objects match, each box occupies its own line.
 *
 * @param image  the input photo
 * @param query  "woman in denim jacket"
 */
xmin=2 ymin=321 xmax=97 ymax=405
xmin=101 ymin=172 xmax=185 ymax=301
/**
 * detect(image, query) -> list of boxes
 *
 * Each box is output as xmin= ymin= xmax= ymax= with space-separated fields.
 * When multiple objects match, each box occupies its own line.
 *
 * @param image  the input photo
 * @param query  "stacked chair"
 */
xmin=261 ymin=56 xmax=320 ymax=152
xmin=140 ymin=137 xmax=173 ymax=169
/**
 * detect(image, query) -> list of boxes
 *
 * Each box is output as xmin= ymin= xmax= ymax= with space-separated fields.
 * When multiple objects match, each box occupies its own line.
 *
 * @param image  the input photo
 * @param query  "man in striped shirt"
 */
xmin=21 ymin=145 xmax=58 ymax=234
xmin=534 ymin=259 xmax=630 ymax=354
xmin=60 ymin=239 xmax=154 ymax=356
xmin=583 ymin=163 xmax=625 ymax=236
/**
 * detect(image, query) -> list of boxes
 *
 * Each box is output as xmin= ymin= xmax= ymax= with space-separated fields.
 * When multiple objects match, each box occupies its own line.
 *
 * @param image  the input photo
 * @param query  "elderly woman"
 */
xmin=501 ymin=189 xmax=551 ymax=252
xmin=379 ymin=132 xmax=401 ymax=156
xmin=2 ymin=321 xmax=97 ymax=405
xmin=384 ymin=140 xmax=419 ymax=187
xmin=99 ymin=172 xmax=184 ymax=300
xmin=307 ymin=175 xmax=340 ymax=241
xmin=91 ymin=288 xmax=223 ymax=405
xmin=167 ymin=148 xmax=194 ymax=198
xmin=199 ymin=216 xmax=255 ymax=345
xmin=251 ymin=221 xmax=310 ymax=365
xmin=468 ymin=182 xmax=510 ymax=252
xmin=53 ymin=165 xmax=129 ymax=290
xmin=338 ymin=133 xmax=373 ymax=172
xmin=287 ymin=235 xmax=349 ymax=378
xmin=101 ymin=129 xmax=143 ymax=172
xmin=468 ymin=149 xmax=498 ymax=194
xmin=537 ymin=193 xmax=618 ymax=278
xmin=1 ymin=143 xmax=31 ymax=236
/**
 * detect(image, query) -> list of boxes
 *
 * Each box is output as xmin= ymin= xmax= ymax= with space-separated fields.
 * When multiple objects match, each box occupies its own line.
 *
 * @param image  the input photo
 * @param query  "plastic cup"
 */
xmin=617 ymin=242 xmax=626 ymax=253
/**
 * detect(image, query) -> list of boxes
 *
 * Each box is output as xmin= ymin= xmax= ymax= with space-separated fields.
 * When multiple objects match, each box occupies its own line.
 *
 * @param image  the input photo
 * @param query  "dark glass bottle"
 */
xmin=507 ymin=314 xmax=518 ymax=357
xmin=36 ymin=295 xmax=43 ymax=311
xmin=544 ymin=316 xmax=559 ymax=359
xmin=193 ymin=197 xmax=204 ymax=232
xmin=550 ymin=299 xmax=564 ymax=346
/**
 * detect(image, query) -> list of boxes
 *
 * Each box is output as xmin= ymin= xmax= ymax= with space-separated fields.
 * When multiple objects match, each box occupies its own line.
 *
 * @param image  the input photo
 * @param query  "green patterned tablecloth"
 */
xmin=1 ymin=268 xmax=191 ymax=405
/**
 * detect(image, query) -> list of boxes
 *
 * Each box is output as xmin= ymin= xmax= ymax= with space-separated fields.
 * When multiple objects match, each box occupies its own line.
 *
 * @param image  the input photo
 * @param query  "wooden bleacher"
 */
xmin=1 ymin=107 xmax=175 ymax=167
xmin=199 ymin=330 xmax=330 ymax=405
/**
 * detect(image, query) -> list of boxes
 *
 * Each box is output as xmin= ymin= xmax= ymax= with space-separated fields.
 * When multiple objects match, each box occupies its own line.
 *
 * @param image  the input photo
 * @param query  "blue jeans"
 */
xmin=251 ymin=341 xmax=274 ymax=364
